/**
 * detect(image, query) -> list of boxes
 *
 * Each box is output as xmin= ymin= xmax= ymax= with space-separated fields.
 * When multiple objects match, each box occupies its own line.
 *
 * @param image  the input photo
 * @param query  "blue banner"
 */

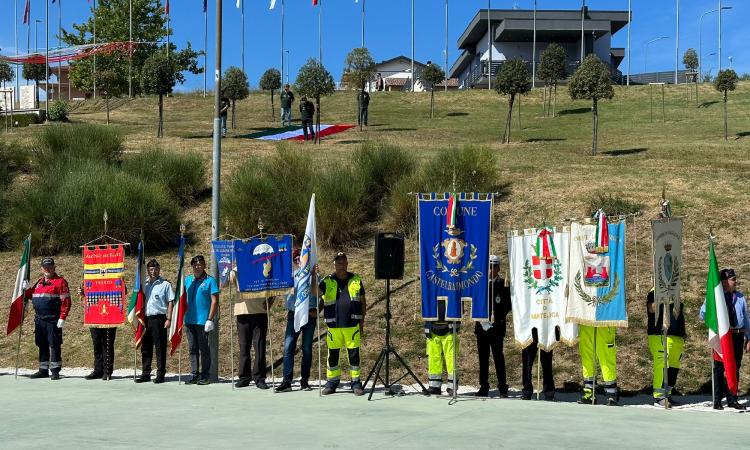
xmin=419 ymin=193 xmax=492 ymax=320
xmin=211 ymin=240 xmax=235 ymax=289
xmin=595 ymin=221 xmax=627 ymax=322
xmin=234 ymin=236 xmax=294 ymax=294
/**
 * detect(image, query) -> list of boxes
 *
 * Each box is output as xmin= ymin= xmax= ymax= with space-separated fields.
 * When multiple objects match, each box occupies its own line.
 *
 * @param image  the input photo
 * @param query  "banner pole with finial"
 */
xmin=178 ymin=223 xmax=185 ymax=385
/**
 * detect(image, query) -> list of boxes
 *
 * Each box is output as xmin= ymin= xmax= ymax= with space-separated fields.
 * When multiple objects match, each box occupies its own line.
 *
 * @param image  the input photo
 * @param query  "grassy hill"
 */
xmin=1 ymin=82 xmax=749 ymax=395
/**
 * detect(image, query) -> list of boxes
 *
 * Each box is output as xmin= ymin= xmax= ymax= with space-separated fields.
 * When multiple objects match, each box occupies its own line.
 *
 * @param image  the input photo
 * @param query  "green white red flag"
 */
xmin=6 ymin=235 xmax=31 ymax=336
xmin=446 ymin=193 xmax=457 ymax=229
xmin=704 ymin=241 xmax=738 ymax=395
xmin=169 ymin=236 xmax=188 ymax=355
xmin=127 ymin=241 xmax=146 ymax=348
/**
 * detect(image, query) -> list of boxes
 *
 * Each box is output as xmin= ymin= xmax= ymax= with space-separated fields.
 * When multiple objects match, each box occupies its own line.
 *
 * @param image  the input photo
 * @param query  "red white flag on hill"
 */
xmin=127 ymin=241 xmax=146 ymax=348
xmin=704 ymin=241 xmax=738 ymax=395
xmin=165 ymin=0 xmax=170 ymax=14
xmin=23 ymin=0 xmax=30 ymax=24
xmin=6 ymin=236 xmax=31 ymax=336
xmin=169 ymin=236 xmax=188 ymax=355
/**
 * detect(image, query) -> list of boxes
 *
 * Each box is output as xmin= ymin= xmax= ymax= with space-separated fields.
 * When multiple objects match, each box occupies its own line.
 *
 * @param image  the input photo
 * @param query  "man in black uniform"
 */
xmin=299 ymin=95 xmax=315 ymax=141
xmin=474 ymin=254 xmax=511 ymax=397
xmin=357 ymin=89 xmax=370 ymax=127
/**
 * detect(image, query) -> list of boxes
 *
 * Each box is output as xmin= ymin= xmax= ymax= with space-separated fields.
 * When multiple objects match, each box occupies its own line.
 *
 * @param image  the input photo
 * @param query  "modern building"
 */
xmin=450 ymin=8 xmax=630 ymax=89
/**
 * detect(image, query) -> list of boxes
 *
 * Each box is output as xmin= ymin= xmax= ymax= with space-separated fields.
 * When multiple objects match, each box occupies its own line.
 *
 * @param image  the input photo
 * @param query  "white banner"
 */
xmin=651 ymin=218 xmax=683 ymax=307
xmin=507 ymin=227 xmax=577 ymax=350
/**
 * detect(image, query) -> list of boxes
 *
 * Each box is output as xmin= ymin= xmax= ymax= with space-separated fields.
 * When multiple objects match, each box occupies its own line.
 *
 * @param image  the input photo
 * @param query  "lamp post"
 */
xmin=627 ymin=0 xmax=631 ymax=86
xmin=675 ymin=0 xmax=679 ymax=85
xmin=644 ymin=36 xmax=669 ymax=78
xmin=699 ymin=6 xmax=731 ymax=83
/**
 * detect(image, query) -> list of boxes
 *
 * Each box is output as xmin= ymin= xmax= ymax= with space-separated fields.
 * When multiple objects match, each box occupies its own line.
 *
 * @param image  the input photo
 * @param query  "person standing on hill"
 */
xmin=220 ymin=96 xmax=230 ymax=138
xmin=299 ymin=95 xmax=316 ymax=141
xmin=357 ymin=89 xmax=370 ymax=127
xmin=280 ymin=84 xmax=295 ymax=126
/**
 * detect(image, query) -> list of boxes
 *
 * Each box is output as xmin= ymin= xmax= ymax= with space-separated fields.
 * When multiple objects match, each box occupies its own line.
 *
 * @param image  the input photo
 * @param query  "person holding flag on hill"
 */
xmin=700 ymin=264 xmax=749 ymax=411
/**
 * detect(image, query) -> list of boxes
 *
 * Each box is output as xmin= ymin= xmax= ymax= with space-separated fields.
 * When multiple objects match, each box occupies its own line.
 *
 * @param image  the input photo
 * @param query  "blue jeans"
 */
xmin=281 ymin=107 xmax=292 ymax=126
xmin=282 ymin=310 xmax=316 ymax=382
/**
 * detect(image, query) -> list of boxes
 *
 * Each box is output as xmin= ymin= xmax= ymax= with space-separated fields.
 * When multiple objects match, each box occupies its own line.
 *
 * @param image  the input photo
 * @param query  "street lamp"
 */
xmin=699 ymin=6 xmax=732 ymax=83
xmin=644 ymin=36 xmax=669 ymax=77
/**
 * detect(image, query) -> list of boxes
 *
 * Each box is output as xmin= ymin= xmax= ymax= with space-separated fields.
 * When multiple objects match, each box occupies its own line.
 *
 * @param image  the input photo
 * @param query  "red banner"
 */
xmin=83 ymin=244 xmax=127 ymax=327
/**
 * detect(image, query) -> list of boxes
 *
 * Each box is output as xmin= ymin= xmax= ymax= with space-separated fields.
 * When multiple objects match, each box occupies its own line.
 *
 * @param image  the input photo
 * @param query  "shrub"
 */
xmin=586 ymin=193 xmax=644 ymax=217
xmin=47 ymin=100 xmax=69 ymax=122
xmin=355 ymin=142 xmax=416 ymax=221
xmin=315 ymin=163 xmax=368 ymax=246
xmin=5 ymin=159 xmax=181 ymax=253
xmin=122 ymin=147 xmax=206 ymax=205
xmin=1 ymin=113 xmax=42 ymax=129
xmin=35 ymin=123 xmax=123 ymax=167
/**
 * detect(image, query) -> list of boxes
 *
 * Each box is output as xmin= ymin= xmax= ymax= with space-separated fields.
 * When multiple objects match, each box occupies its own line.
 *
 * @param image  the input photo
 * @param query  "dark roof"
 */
xmin=458 ymin=9 xmax=630 ymax=50
xmin=375 ymin=56 xmax=427 ymax=69
xmin=386 ymin=78 xmax=409 ymax=87
xmin=449 ymin=51 xmax=474 ymax=80
xmin=435 ymin=78 xmax=459 ymax=88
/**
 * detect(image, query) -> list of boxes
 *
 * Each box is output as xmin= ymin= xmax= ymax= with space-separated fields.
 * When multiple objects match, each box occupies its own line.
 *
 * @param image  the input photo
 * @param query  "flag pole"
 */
xmin=45 ymin=0 xmax=49 ymax=120
xmin=592 ymin=327 xmax=598 ymax=404
xmin=129 ymin=0 xmax=132 ymax=98
xmin=14 ymin=305 xmax=26 ymax=380
xmin=267 ymin=297 xmax=276 ymax=390
xmin=14 ymin=0 xmax=20 ymax=106
xmin=241 ymin=0 xmax=245 ymax=74
xmin=230 ymin=260 xmax=235 ymax=390
xmin=316 ymin=271 xmax=322 ymax=397
xmin=57 ymin=0 xmax=61 ymax=101
xmin=203 ymin=1 xmax=207 ymax=98
xmin=318 ymin=0 xmax=322 ymax=64
xmin=487 ymin=0 xmax=491 ymax=91
xmin=536 ymin=346 xmax=541 ymax=400
xmin=444 ymin=0 xmax=448 ymax=92
xmin=361 ymin=0 xmax=365 ymax=48
xmin=411 ymin=0 xmax=414 ymax=92
xmin=280 ymin=0 xmax=284 ymax=96
xmin=93 ymin=0 xmax=96 ymax=100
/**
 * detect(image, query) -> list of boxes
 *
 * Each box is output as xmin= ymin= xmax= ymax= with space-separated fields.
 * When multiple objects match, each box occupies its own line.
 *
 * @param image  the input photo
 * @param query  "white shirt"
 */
xmin=144 ymin=277 xmax=175 ymax=317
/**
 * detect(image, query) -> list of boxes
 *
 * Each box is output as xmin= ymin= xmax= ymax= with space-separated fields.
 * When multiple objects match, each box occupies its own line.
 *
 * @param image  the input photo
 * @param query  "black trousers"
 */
xmin=90 ymin=328 xmax=117 ymax=376
xmin=34 ymin=317 xmax=62 ymax=373
xmin=358 ymin=106 xmax=369 ymax=126
xmin=186 ymin=324 xmax=211 ymax=380
xmin=301 ymin=119 xmax=315 ymax=140
xmin=475 ymin=324 xmax=507 ymax=392
xmin=521 ymin=330 xmax=555 ymax=398
xmin=713 ymin=332 xmax=745 ymax=404
xmin=237 ymin=314 xmax=268 ymax=382
xmin=141 ymin=314 xmax=167 ymax=377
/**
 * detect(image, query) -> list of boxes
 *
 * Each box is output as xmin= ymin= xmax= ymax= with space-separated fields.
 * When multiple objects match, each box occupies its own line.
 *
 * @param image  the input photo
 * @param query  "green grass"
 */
xmin=1 ymin=82 xmax=750 ymax=395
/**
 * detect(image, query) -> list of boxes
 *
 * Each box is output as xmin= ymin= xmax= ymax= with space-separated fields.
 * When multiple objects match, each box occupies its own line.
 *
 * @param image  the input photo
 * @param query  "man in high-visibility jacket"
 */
xmin=425 ymin=299 xmax=459 ymax=396
xmin=578 ymin=325 xmax=618 ymax=405
xmin=647 ymin=288 xmax=685 ymax=408
xmin=315 ymin=252 xmax=367 ymax=396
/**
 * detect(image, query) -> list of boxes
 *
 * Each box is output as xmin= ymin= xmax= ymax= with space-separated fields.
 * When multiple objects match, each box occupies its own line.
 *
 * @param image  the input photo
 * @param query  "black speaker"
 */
xmin=374 ymin=233 xmax=405 ymax=280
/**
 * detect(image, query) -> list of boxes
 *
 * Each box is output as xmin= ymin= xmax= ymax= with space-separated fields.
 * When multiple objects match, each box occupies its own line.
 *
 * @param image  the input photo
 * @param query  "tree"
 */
xmin=22 ymin=63 xmax=51 ymax=108
xmin=61 ymin=0 xmax=169 ymax=97
xmin=259 ymin=68 xmax=281 ymax=119
xmin=421 ymin=62 xmax=445 ymax=119
xmin=222 ymin=67 xmax=250 ymax=129
xmin=95 ymin=68 xmax=128 ymax=124
xmin=294 ymin=58 xmax=335 ymax=144
xmin=568 ymin=55 xmax=615 ymax=155
xmin=714 ymin=69 xmax=738 ymax=141
xmin=538 ymin=43 xmax=567 ymax=117
xmin=495 ymin=58 xmax=531 ymax=144
xmin=141 ymin=45 xmax=202 ymax=137
xmin=0 ymin=61 xmax=13 ymax=88
xmin=683 ymin=48 xmax=699 ymax=102
xmin=344 ymin=48 xmax=376 ymax=129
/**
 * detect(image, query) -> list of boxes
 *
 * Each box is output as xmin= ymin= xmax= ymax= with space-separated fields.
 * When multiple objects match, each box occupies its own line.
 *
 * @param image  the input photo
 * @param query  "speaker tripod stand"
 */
xmin=363 ymin=279 xmax=429 ymax=400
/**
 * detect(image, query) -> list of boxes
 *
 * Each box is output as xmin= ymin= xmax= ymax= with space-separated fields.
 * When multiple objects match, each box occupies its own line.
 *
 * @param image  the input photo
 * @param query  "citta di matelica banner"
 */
xmin=419 ymin=193 xmax=492 ymax=321
xmin=233 ymin=236 xmax=294 ymax=297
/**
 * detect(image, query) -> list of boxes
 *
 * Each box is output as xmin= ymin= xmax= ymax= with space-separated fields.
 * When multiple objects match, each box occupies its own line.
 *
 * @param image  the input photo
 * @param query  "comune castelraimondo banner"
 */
xmin=651 ymin=218 xmax=682 ymax=307
xmin=83 ymin=244 xmax=127 ymax=326
xmin=508 ymin=226 xmax=578 ymax=350
xmin=419 ymin=192 xmax=492 ymax=321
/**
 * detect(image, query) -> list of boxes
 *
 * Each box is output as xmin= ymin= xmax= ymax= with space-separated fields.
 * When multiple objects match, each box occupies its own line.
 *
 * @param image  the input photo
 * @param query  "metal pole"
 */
xmin=15 ymin=0 xmax=20 ymax=105
xmin=266 ymin=297 xmax=276 ymax=389
xmin=230 ymin=266 xmax=235 ymax=390
xmin=361 ymin=0 xmax=365 ymax=48
xmin=129 ymin=0 xmax=133 ymax=98
xmin=532 ymin=0 xmax=536 ymax=89
xmin=241 ymin=0 xmax=245 ymax=74
xmin=411 ymin=0 xmax=414 ymax=92
xmin=45 ymin=0 xmax=49 ymax=119
xmin=316 ymin=272 xmax=322 ymax=396
xmin=57 ymin=0 xmax=61 ymax=101
xmin=675 ymin=0 xmax=679 ymax=85
xmin=580 ymin=0 xmax=585 ymax=63
xmin=318 ymin=0 xmax=322 ymax=64
xmin=487 ymin=0 xmax=491 ymax=91
xmin=718 ymin=0 xmax=722 ymax=72
xmin=627 ymin=0 xmax=631 ymax=86
xmin=281 ymin=0 xmax=285 ymax=88
xmin=209 ymin=0 xmax=223 ymax=383
xmin=444 ymin=0 xmax=448 ymax=92
xmin=699 ymin=14 xmax=704 ymax=83
xmin=204 ymin=3 xmax=207 ymax=97
xmin=93 ymin=0 xmax=96 ymax=100
xmin=14 ymin=309 xmax=25 ymax=380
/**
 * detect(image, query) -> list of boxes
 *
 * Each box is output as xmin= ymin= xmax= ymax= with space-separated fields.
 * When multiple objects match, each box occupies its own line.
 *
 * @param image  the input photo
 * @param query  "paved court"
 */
xmin=0 ymin=370 xmax=746 ymax=449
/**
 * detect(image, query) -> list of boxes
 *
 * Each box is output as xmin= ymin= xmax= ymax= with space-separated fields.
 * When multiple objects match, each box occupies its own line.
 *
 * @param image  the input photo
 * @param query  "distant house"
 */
xmin=341 ymin=56 xmax=429 ymax=92
xmin=450 ymin=8 xmax=630 ymax=89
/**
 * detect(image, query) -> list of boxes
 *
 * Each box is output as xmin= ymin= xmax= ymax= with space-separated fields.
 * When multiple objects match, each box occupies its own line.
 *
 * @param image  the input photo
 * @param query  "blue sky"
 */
xmin=1 ymin=0 xmax=747 ymax=91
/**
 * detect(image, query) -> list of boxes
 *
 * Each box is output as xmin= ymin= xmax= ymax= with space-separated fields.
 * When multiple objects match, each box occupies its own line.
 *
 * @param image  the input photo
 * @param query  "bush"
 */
xmin=47 ymin=100 xmax=69 ymax=122
xmin=5 ymin=159 xmax=181 ymax=253
xmin=316 ymin=163 xmax=368 ymax=246
xmin=35 ymin=123 xmax=123 ymax=167
xmin=355 ymin=142 xmax=416 ymax=221
xmin=122 ymin=147 xmax=206 ymax=205
xmin=0 ymin=113 xmax=42 ymax=129
xmin=586 ymin=193 xmax=644 ymax=217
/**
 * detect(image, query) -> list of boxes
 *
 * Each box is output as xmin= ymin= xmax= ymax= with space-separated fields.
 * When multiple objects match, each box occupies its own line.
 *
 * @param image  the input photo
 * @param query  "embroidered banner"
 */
xmin=419 ymin=193 xmax=492 ymax=321
xmin=651 ymin=218 xmax=683 ymax=306
xmin=565 ymin=220 xmax=628 ymax=327
xmin=83 ymin=244 xmax=127 ymax=326
xmin=508 ymin=226 xmax=578 ymax=350
xmin=211 ymin=240 xmax=235 ymax=289
xmin=234 ymin=235 xmax=294 ymax=296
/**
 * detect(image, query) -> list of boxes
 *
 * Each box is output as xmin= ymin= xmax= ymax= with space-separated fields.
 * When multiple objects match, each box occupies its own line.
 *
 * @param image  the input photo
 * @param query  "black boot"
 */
xmin=29 ymin=370 xmax=49 ymax=379
xmin=85 ymin=371 xmax=103 ymax=380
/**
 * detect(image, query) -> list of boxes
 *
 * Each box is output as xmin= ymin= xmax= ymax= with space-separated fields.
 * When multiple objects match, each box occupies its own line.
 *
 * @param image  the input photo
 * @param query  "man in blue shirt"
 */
xmin=700 ymin=268 xmax=750 ymax=410
xmin=135 ymin=259 xmax=175 ymax=384
xmin=184 ymin=255 xmax=220 ymax=385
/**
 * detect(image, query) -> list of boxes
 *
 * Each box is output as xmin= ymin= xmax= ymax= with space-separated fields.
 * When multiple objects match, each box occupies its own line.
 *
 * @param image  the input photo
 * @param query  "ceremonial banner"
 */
xmin=295 ymin=194 xmax=317 ymax=332
xmin=83 ymin=244 xmax=127 ymax=327
xmin=651 ymin=218 xmax=683 ymax=306
xmin=508 ymin=227 xmax=578 ymax=350
xmin=419 ymin=193 xmax=492 ymax=321
xmin=234 ymin=236 xmax=294 ymax=296
xmin=211 ymin=240 xmax=235 ymax=289
xmin=565 ymin=219 xmax=628 ymax=327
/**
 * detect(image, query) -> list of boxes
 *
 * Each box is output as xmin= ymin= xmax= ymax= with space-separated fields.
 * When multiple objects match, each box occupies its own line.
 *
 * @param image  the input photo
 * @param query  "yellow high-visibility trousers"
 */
xmin=426 ymin=333 xmax=457 ymax=388
xmin=648 ymin=334 xmax=684 ymax=399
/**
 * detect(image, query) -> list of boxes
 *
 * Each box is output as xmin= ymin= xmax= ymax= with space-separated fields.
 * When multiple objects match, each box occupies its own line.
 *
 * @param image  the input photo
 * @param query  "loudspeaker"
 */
xmin=374 ymin=233 xmax=405 ymax=280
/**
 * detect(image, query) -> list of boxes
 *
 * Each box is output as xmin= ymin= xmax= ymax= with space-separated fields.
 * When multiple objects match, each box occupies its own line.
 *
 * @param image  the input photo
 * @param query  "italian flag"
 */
xmin=594 ymin=209 xmax=609 ymax=252
xmin=446 ymin=193 xmax=458 ymax=229
xmin=6 ymin=235 xmax=31 ymax=336
xmin=704 ymin=241 xmax=738 ymax=395
xmin=535 ymin=227 xmax=557 ymax=260
xmin=169 ymin=236 xmax=188 ymax=355
xmin=127 ymin=241 xmax=146 ymax=348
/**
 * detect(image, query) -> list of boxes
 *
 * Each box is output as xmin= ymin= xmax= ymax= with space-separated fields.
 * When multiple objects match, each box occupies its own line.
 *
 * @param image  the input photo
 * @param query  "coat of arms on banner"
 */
xmin=651 ymin=218 xmax=683 ymax=306
xmin=419 ymin=193 xmax=492 ymax=321
xmin=510 ymin=227 xmax=578 ymax=350
xmin=211 ymin=240 xmax=235 ymax=289
xmin=234 ymin=236 xmax=294 ymax=297
xmin=83 ymin=244 xmax=127 ymax=327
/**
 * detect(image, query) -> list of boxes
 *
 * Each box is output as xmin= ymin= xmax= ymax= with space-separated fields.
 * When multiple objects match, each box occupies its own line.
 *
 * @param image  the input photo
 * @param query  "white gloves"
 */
xmin=57 ymin=319 xmax=65 ymax=329
xmin=480 ymin=321 xmax=493 ymax=331
xmin=204 ymin=320 xmax=215 ymax=333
